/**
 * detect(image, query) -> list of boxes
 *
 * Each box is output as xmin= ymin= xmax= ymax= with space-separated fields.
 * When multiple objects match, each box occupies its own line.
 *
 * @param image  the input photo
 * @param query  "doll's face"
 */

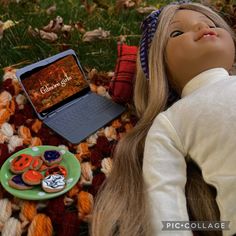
xmin=165 ymin=9 xmax=235 ymax=94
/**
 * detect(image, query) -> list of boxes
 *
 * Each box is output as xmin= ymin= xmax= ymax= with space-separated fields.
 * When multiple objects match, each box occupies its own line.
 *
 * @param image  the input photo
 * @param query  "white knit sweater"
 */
xmin=143 ymin=68 xmax=236 ymax=236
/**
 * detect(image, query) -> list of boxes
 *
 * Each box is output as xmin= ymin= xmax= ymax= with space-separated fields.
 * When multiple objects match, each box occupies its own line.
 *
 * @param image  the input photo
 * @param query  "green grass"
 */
xmin=0 ymin=0 xmax=231 ymax=80
xmin=0 ymin=0 xmax=165 ymax=80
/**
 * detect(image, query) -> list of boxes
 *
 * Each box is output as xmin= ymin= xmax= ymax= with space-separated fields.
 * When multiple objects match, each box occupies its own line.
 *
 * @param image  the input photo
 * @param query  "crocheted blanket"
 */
xmin=0 ymin=67 xmax=135 ymax=236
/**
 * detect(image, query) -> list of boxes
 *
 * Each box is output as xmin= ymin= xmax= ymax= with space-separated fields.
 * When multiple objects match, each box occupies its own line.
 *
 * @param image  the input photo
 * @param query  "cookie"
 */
xmin=41 ymin=150 xmax=62 ymax=166
xmin=42 ymin=174 xmax=66 ymax=193
xmin=10 ymin=154 xmax=34 ymax=174
xmin=8 ymin=175 xmax=33 ymax=190
xmin=38 ymin=163 xmax=49 ymax=172
xmin=22 ymin=170 xmax=44 ymax=185
xmin=45 ymin=165 xmax=67 ymax=177
xmin=30 ymin=156 xmax=43 ymax=170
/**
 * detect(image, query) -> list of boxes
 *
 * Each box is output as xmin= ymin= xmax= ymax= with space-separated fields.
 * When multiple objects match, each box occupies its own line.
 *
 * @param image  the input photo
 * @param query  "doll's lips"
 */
xmin=195 ymin=29 xmax=217 ymax=41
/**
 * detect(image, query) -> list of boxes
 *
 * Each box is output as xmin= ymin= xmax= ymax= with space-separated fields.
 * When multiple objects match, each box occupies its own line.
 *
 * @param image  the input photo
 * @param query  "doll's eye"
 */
xmin=170 ymin=30 xmax=183 ymax=38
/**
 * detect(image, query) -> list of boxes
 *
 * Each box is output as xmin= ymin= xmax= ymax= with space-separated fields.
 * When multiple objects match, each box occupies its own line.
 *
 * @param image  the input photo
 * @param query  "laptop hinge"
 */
xmin=46 ymin=111 xmax=57 ymax=119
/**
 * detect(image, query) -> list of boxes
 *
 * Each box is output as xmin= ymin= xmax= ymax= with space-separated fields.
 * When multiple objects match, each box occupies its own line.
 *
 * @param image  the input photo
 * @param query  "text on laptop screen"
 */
xmin=21 ymin=55 xmax=89 ymax=115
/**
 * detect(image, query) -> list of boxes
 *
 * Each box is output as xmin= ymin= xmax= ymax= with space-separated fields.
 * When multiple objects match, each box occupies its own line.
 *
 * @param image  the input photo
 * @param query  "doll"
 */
xmin=92 ymin=2 xmax=236 ymax=236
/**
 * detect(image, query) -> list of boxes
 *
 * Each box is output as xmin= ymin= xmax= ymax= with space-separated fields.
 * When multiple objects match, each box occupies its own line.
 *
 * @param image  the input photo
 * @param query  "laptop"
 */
xmin=16 ymin=49 xmax=125 ymax=144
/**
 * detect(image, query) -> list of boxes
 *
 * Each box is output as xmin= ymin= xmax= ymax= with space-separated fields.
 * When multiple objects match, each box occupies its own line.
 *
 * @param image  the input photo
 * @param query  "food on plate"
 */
xmin=10 ymin=154 xmax=34 ymax=174
xmin=8 ymin=175 xmax=33 ymax=190
xmin=41 ymin=150 xmax=62 ymax=166
xmin=22 ymin=170 xmax=44 ymax=185
xmin=30 ymin=156 xmax=43 ymax=170
xmin=42 ymin=174 xmax=66 ymax=193
xmin=45 ymin=165 xmax=67 ymax=177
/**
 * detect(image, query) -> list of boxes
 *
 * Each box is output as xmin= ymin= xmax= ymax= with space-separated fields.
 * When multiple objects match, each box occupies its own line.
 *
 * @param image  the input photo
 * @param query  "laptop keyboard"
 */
xmin=50 ymin=93 xmax=113 ymax=125
xmin=44 ymin=92 xmax=124 ymax=143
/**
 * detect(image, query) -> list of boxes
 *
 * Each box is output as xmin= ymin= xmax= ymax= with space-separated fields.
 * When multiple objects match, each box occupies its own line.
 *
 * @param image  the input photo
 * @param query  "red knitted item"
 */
xmin=90 ymin=149 xmax=103 ymax=168
xmin=0 ymin=144 xmax=9 ymax=167
xmin=57 ymin=211 xmax=81 ymax=236
xmin=46 ymin=196 xmax=66 ymax=224
xmin=89 ymin=172 xmax=106 ymax=196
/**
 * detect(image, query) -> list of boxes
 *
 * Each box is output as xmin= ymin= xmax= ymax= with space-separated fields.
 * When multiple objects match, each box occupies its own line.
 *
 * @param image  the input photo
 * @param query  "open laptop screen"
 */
xmin=20 ymin=54 xmax=89 ymax=118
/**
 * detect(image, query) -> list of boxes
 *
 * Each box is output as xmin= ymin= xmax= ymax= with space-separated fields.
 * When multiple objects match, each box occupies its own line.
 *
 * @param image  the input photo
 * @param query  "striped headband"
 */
xmin=139 ymin=0 xmax=191 ymax=79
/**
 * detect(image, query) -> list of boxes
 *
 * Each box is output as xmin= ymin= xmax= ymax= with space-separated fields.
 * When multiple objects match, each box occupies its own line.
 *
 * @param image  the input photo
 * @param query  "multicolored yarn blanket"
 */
xmin=0 ymin=67 xmax=136 ymax=236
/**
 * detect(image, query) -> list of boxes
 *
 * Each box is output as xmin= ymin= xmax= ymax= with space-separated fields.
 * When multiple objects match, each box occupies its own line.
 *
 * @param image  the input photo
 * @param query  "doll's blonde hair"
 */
xmin=91 ymin=3 xmax=235 ymax=236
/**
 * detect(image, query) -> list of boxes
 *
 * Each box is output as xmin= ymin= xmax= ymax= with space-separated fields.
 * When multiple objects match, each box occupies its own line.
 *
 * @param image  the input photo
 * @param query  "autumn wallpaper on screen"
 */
xmin=22 ymin=55 xmax=88 ymax=113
